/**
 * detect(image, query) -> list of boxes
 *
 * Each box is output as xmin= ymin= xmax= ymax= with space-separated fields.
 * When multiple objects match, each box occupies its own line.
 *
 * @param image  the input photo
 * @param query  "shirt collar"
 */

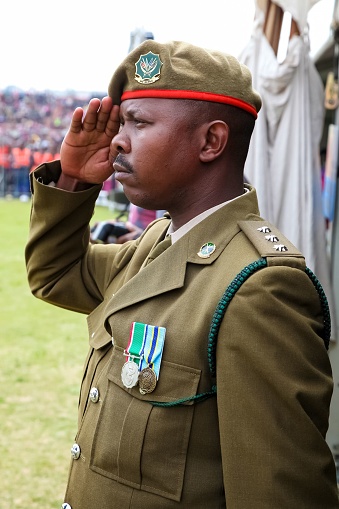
xmin=167 ymin=188 xmax=249 ymax=244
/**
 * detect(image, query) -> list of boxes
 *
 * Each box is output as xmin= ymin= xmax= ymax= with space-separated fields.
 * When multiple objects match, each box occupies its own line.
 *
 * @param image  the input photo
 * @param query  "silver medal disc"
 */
xmin=121 ymin=360 xmax=139 ymax=388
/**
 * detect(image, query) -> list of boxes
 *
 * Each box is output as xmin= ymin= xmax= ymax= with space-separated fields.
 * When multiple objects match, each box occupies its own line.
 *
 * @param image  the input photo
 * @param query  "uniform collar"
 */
xmin=167 ymin=186 xmax=250 ymax=244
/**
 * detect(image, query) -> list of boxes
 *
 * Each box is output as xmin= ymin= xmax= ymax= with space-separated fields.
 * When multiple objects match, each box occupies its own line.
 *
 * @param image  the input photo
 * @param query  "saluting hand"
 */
xmin=60 ymin=96 xmax=120 ymax=184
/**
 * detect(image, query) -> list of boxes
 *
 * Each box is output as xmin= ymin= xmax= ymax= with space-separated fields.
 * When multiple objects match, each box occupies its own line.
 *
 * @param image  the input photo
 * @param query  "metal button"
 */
xmin=70 ymin=443 xmax=81 ymax=460
xmin=61 ymin=504 xmax=72 ymax=509
xmin=89 ymin=387 xmax=99 ymax=403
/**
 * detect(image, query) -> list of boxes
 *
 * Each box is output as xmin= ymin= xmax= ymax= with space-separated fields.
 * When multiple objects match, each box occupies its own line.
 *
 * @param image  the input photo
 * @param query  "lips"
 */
xmin=113 ymin=157 xmax=133 ymax=185
xmin=113 ymin=154 xmax=132 ymax=174
xmin=113 ymin=161 xmax=129 ymax=173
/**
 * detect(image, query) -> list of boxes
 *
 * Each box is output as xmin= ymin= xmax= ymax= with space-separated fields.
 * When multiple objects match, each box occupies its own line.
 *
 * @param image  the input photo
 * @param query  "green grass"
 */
xmin=0 ymin=197 xmax=117 ymax=508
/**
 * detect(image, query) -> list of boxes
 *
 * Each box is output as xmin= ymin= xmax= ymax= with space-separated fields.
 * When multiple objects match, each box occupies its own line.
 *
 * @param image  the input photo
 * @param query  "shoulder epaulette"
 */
xmin=238 ymin=220 xmax=305 ymax=269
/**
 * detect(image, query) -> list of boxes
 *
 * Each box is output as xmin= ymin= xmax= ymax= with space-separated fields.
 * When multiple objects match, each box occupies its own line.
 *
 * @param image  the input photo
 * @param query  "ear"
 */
xmin=199 ymin=121 xmax=229 ymax=163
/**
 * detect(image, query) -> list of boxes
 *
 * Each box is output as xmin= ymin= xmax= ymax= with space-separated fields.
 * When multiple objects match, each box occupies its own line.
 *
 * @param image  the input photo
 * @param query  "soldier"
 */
xmin=25 ymin=40 xmax=339 ymax=508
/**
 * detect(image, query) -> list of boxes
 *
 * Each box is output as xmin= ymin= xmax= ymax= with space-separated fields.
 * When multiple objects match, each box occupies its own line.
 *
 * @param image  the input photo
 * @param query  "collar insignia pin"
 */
xmin=198 ymin=242 xmax=216 ymax=258
xmin=135 ymin=51 xmax=163 ymax=84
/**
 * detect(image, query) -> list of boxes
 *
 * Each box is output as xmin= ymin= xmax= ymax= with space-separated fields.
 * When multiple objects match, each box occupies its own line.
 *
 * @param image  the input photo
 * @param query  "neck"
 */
xmin=168 ymin=184 xmax=244 ymax=231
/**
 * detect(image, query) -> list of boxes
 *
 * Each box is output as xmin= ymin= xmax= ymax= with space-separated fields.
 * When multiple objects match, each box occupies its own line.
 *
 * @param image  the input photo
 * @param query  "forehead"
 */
xmin=120 ymin=97 xmax=189 ymax=118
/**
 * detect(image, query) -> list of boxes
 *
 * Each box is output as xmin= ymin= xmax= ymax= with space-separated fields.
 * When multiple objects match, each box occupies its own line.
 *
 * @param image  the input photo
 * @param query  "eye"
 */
xmin=134 ymin=118 xmax=146 ymax=127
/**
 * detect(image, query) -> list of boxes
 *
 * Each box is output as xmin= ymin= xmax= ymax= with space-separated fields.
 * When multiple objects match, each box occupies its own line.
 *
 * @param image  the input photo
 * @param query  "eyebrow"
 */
xmin=122 ymin=106 xmax=145 ymax=119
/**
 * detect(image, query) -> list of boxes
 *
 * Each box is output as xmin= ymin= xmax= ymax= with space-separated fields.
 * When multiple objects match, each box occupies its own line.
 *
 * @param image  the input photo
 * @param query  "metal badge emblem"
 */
xmin=139 ymin=367 xmax=157 ymax=394
xmin=121 ymin=361 xmax=139 ymax=388
xmin=135 ymin=51 xmax=163 ymax=84
xmin=265 ymin=234 xmax=279 ymax=242
xmin=198 ymin=242 xmax=216 ymax=259
xmin=274 ymin=244 xmax=288 ymax=252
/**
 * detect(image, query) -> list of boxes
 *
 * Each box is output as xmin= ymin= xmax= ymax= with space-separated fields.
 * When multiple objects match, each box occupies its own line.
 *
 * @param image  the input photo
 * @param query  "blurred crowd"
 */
xmin=0 ymin=88 xmax=105 ymax=198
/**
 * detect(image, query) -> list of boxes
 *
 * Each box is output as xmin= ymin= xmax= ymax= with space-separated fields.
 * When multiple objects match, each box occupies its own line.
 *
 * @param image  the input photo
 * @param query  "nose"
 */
xmin=111 ymin=126 xmax=130 ymax=155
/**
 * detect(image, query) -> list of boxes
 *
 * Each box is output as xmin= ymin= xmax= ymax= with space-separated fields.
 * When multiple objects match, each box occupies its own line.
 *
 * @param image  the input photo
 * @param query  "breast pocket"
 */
xmin=89 ymin=345 xmax=201 ymax=502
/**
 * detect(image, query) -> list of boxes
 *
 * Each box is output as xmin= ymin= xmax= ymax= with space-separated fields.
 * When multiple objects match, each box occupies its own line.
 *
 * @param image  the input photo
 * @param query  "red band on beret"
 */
xmin=121 ymin=89 xmax=258 ymax=118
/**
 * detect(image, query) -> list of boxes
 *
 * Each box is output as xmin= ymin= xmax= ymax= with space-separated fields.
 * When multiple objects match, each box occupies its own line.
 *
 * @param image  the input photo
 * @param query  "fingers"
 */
xmin=69 ymin=107 xmax=86 ymax=133
xmin=108 ymin=105 xmax=121 ymax=162
xmin=106 ymin=104 xmax=120 ymax=137
xmin=82 ymin=98 xmax=105 ymax=132
xmin=75 ymin=97 xmax=120 ymax=145
xmin=95 ymin=97 xmax=114 ymax=133
xmin=80 ymin=96 xmax=118 ymax=134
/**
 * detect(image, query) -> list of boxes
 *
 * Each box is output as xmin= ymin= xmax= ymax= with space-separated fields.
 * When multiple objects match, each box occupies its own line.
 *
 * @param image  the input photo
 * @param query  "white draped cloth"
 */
xmin=239 ymin=0 xmax=337 ymax=337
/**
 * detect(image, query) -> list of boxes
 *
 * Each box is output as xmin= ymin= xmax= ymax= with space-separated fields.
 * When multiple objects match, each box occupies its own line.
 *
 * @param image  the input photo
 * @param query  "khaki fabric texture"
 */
xmin=108 ymin=40 xmax=262 ymax=117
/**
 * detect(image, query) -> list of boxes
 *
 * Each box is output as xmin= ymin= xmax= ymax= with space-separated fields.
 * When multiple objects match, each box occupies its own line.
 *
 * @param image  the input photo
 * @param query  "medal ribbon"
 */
xmin=125 ymin=322 xmax=148 ymax=367
xmin=139 ymin=325 xmax=166 ymax=379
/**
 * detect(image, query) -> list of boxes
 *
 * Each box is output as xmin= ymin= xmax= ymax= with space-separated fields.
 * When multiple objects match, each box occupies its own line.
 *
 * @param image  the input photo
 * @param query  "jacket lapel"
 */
xmin=103 ymin=187 xmax=260 ymax=318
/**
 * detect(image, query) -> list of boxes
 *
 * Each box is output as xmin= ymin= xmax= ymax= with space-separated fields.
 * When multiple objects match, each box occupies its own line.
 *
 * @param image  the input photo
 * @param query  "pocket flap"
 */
xmin=108 ymin=345 xmax=201 ymax=404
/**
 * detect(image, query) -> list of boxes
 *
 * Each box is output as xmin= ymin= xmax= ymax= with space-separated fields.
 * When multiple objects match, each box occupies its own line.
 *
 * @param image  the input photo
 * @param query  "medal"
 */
xmin=139 ymin=324 xmax=166 ymax=394
xmin=121 ymin=360 xmax=140 ymax=388
xmin=121 ymin=322 xmax=147 ymax=389
xmin=139 ymin=366 xmax=157 ymax=394
xmin=122 ymin=322 xmax=167 ymax=392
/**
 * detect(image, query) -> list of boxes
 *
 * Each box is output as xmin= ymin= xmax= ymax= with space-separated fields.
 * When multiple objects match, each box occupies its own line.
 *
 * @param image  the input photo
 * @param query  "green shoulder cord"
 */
xmin=151 ymin=259 xmax=331 ymax=408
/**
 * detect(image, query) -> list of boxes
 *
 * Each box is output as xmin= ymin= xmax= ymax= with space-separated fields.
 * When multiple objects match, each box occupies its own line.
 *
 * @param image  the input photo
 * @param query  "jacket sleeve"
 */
xmin=25 ymin=162 xmax=137 ymax=315
xmin=216 ymin=264 xmax=339 ymax=508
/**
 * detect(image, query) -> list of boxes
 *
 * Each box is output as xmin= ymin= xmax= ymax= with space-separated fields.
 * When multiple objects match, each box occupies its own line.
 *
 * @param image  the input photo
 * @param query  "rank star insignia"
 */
xmin=274 ymin=244 xmax=288 ymax=252
xmin=198 ymin=242 xmax=216 ymax=258
xmin=265 ymin=234 xmax=279 ymax=242
xmin=135 ymin=51 xmax=163 ymax=84
xmin=257 ymin=226 xmax=271 ymax=233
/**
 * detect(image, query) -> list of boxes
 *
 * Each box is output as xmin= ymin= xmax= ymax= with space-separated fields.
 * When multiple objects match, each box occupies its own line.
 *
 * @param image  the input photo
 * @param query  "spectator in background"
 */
xmin=11 ymin=142 xmax=32 ymax=198
xmin=30 ymin=142 xmax=60 ymax=174
xmin=0 ymin=88 xmax=103 ymax=198
xmin=0 ymin=144 xmax=11 ymax=195
xmin=90 ymin=204 xmax=166 ymax=244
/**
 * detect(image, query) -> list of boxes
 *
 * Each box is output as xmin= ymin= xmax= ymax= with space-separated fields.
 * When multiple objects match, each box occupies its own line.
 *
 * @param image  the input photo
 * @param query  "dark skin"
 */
xmin=59 ymin=96 xmax=253 ymax=230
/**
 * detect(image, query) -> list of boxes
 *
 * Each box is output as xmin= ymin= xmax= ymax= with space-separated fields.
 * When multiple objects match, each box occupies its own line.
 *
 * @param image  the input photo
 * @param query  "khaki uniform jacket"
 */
xmin=26 ymin=162 xmax=339 ymax=509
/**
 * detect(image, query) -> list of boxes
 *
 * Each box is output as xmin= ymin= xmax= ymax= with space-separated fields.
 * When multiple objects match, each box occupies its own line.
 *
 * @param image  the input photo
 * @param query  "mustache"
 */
xmin=114 ymin=154 xmax=133 ymax=173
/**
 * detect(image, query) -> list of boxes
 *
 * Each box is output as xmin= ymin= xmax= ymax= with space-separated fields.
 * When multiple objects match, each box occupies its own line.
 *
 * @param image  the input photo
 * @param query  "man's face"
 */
xmin=111 ymin=98 xmax=200 ymax=213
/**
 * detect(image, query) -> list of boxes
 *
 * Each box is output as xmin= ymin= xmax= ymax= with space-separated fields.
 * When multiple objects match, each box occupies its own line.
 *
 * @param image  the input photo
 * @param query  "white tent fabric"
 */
xmin=268 ymin=0 xmax=320 ymax=32
xmin=239 ymin=0 xmax=337 ymax=337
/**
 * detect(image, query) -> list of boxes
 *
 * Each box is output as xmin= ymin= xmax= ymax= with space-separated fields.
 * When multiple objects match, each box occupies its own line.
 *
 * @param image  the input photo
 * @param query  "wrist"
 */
xmin=55 ymin=172 xmax=96 ymax=192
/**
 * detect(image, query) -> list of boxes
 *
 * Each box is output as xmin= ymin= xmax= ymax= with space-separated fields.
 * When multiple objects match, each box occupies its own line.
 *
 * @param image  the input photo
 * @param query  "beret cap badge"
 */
xmin=135 ymin=51 xmax=163 ymax=85
xmin=109 ymin=40 xmax=262 ymax=117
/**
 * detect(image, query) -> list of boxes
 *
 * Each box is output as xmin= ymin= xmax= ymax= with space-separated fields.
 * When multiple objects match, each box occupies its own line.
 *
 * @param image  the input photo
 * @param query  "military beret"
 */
xmin=108 ymin=40 xmax=262 ymax=118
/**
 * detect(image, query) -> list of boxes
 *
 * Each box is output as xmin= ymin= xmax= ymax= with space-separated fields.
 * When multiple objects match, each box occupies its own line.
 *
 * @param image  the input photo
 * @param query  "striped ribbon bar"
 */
xmin=139 ymin=324 xmax=166 ymax=380
xmin=125 ymin=322 xmax=148 ymax=367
